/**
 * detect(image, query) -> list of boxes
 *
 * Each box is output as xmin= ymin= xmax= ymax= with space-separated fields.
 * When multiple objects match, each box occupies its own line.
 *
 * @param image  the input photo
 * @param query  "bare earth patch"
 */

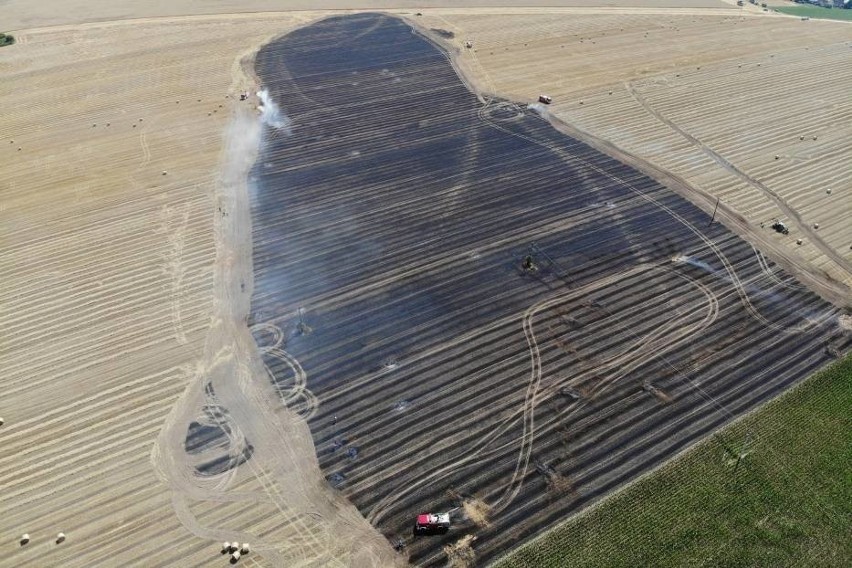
xmin=463 ymin=497 xmax=493 ymax=528
xmin=444 ymin=534 xmax=478 ymax=568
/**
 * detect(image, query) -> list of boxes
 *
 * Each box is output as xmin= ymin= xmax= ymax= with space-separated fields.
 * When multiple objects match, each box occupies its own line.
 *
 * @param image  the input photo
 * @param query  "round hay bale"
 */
xmin=0 ymin=417 xmax=4 ymax=426
xmin=796 ymin=239 xmax=803 ymax=245
xmin=826 ymin=188 xmax=832 ymax=195
xmin=240 ymin=543 xmax=250 ymax=554
xmin=56 ymin=533 xmax=66 ymax=543
xmin=20 ymin=534 xmax=30 ymax=545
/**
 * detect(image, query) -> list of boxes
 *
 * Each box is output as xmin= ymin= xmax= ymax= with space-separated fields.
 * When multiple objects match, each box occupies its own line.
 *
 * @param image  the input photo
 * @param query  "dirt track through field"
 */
xmin=421 ymin=10 xmax=852 ymax=304
xmin=248 ymin=13 xmax=850 ymax=565
xmin=623 ymin=82 xmax=852 ymax=277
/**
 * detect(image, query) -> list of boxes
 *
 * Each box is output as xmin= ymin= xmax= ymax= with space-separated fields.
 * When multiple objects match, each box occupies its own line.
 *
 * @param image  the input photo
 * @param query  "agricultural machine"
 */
xmin=770 ymin=219 xmax=789 ymax=235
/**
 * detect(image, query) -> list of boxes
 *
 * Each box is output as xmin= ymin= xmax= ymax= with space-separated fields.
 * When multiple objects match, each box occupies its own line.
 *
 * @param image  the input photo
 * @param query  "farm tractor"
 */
xmin=414 ymin=512 xmax=451 ymax=534
xmin=770 ymin=219 xmax=789 ymax=235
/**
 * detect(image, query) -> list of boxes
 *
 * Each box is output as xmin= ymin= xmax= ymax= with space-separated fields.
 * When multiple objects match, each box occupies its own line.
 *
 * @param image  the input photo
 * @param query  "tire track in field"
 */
xmin=368 ymin=263 xmax=718 ymax=525
xmin=480 ymin=99 xmax=834 ymax=335
xmin=754 ymin=244 xmax=804 ymax=291
xmin=625 ymin=80 xmax=852 ymax=277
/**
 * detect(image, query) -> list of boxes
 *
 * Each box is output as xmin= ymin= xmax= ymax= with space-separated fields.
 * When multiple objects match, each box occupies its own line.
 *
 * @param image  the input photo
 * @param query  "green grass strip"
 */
xmin=771 ymin=6 xmax=852 ymax=21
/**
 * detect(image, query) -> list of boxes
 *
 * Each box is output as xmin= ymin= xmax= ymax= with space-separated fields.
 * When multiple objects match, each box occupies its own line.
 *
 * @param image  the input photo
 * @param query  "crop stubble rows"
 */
xmin=426 ymin=11 xmax=852 ymax=296
xmin=248 ymin=14 xmax=849 ymax=566
xmin=0 ymin=14 xmax=328 ymax=567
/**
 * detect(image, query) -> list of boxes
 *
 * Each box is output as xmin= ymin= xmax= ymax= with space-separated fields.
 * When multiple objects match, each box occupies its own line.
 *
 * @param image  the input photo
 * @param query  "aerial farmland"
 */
xmin=423 ymin=8 xmax=852 ymax=299
xmin=1 ymin=2 xmax=850 ymax=567
xmin=247 ymin=12 xmax=849 ymax=565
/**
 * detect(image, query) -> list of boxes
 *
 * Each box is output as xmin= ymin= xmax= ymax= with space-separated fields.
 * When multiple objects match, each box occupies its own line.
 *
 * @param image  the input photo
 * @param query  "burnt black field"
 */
xmin=244 ymin=13 xmax=849 ymax=566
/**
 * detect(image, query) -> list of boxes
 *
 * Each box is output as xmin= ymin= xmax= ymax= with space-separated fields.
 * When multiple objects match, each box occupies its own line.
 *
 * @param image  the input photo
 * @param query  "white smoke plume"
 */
xmin=256 ymin=89 xmax=292 ymax=134
xmin=527 ymin=102 xmax=549 ymax=115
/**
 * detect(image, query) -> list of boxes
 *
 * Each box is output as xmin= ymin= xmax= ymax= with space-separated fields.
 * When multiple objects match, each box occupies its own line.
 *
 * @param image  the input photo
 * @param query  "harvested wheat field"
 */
xmin=2 ymin=2 xmax=850 ymax=568
xmin=0 ymin=12 xmax=405 ymax=568
xmin=247 ymin=12 xmax=849 ymax=566
xmin=420 ymin=8 xmax=852 ymax=305
xmin=0 ymin=1 xmax=730 ymax=31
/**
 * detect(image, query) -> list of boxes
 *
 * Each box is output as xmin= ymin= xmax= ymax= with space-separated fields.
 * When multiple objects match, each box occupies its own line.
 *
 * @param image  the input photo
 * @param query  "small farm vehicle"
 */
xmin=414 ymin=512 xmax=451 ymax=534
xmin=770 ymin=219 xmax=789 ymax=235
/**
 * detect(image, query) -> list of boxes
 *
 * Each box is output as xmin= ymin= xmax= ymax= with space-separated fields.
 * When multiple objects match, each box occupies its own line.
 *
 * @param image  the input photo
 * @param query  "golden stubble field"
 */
xmin=2 ymin=0 xmax=730 ymax=29
xmin=1 ymin=2 xmax=849 ymax=567
xmin=420 ymin=9 xmax=852 ymax=304
xmin=0 ymin=12 xmax=405 ymax=568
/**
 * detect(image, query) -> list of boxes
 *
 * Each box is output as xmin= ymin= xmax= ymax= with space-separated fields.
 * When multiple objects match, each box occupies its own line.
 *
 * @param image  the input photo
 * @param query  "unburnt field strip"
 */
xmin=249 ymin=14 xmax=849 ymax=566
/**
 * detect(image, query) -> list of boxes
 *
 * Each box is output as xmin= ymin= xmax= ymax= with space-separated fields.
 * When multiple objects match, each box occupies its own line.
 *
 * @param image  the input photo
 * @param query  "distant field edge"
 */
xmin=771 ymin=5 xmax=852 ymax=21
xmin=492 ymin=350 xmax=852 ymax=568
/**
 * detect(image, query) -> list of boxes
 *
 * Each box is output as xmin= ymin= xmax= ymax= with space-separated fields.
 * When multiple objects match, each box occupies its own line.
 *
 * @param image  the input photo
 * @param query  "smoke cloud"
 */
xmin=257 ymin=89 xmax=292 ymax=135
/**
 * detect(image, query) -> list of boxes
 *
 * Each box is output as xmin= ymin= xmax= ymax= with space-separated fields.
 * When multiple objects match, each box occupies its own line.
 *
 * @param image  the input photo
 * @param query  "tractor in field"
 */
xmin=414 ymin=512 xmax=451 ymax=534
xmin=770 ymin=219 xmax=789 ymax=235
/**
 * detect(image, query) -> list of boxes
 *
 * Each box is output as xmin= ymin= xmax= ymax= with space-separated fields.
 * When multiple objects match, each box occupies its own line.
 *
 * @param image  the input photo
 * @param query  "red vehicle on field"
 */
xmin=414 ymin=512 xmax=451 ymax=534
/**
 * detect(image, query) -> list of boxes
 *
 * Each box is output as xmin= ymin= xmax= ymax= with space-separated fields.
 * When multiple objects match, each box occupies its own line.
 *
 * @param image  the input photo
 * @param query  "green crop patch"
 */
xmin=497 ymin=352 xmax=852 ymax=568
xmin=772 ymin=5 xmax=852 ymax=21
